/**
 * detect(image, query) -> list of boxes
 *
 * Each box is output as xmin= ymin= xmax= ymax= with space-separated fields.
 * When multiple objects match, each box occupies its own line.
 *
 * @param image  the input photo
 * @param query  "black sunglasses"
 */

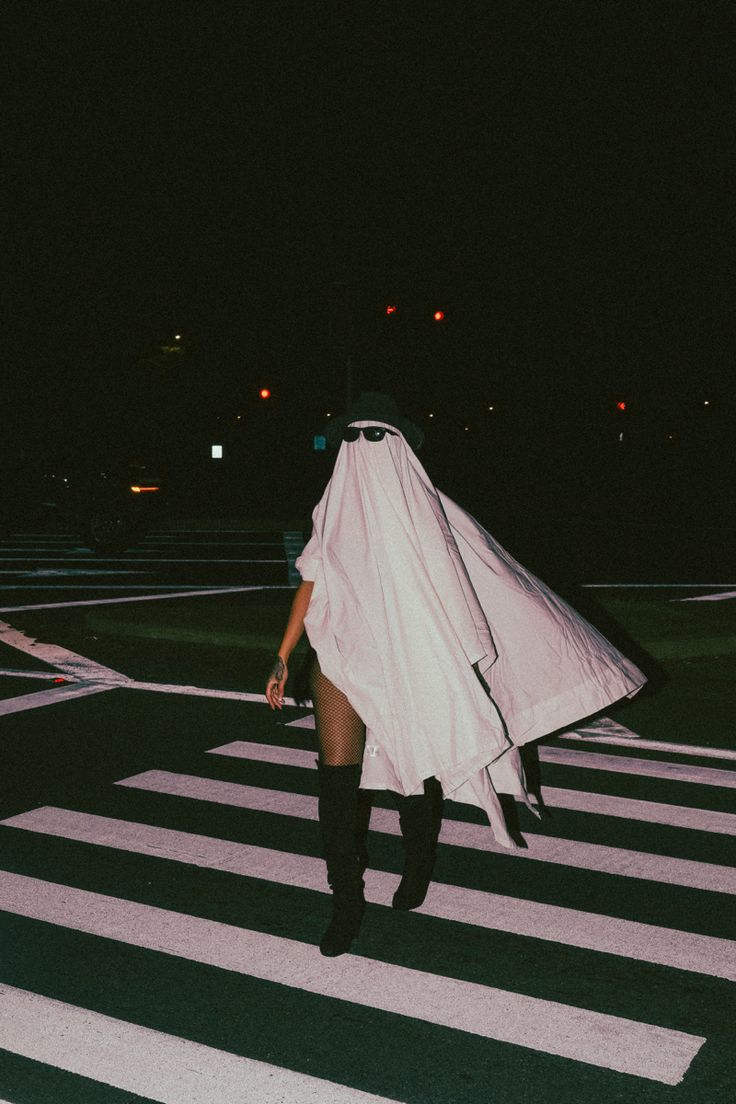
xmin=342 ymin=426 xmax=398 ymax=443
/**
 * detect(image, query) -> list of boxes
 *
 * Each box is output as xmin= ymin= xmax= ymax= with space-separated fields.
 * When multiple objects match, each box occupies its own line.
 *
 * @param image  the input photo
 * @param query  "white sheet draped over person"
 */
xmin=296 ymin=417 xmax=647 ymax=850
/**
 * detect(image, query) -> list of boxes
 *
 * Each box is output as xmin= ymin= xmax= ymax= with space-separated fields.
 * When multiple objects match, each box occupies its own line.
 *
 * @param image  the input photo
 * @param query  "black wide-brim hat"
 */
xmin=323 ymin=392 xmax=424 ymax=451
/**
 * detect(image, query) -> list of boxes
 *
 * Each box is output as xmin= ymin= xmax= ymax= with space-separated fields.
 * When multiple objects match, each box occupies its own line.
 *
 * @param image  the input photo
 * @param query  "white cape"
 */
xmin=296 ymin=421 xmax=646 ymax=847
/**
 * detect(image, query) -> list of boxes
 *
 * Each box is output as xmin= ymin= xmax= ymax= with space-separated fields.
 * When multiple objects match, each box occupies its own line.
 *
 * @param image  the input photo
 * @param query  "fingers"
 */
xmin=266 ymin=678 xmax=286 ymax=710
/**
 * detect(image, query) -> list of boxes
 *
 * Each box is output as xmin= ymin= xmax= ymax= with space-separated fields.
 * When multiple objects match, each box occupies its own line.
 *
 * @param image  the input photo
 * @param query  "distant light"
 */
xmin=53 ymin=677 xmax=66 ymax=684
xmin=259 ymin=388 xmax=271 ymax=399
xmin=130 ymin=485 xmax=160 ymax=494
xmin=488 ymin=405 xmax=494 ymax=411
xmin=211 ymin=444 xmax=223 ymax=459
xmin=326 ymin=412 xmax=332 ymax=418
xmin=464 ymin=426 xmax=470 ymax=432
xmin=428 ymin=413 xmax=434 ymax=418
xmin=174 ymin=334 xmax=181 ymax=341
xmin=704 ymin=400 xmax=710 ymax=406
xmin=616 ymin=401 xmax=627 ymax=411
xmin=236 ymin=415 xmax=242 ymax=420
xmin=433 ymin=310 xmax=445 ymax=322
xmin=386 ymin=305 xmax=398 ymax=315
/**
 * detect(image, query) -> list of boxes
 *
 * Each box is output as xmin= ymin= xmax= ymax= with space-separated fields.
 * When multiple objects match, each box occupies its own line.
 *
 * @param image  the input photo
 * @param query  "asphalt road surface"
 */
xmin=0 ymin=523 xmax=734 ymax=1104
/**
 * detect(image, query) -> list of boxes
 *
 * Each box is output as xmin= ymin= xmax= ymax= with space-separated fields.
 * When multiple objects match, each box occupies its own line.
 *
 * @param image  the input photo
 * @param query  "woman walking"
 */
xmin=266 ymin=392 xmax=646 ymax=957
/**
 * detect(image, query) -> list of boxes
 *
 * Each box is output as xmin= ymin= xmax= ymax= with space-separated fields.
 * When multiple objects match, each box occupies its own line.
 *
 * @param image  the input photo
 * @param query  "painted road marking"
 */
xmin=0 ymin=984 xmax=399 ymax=1104
xmin=0 ymin=683 xmax=113 ymax=716
xmin=0 ymin=668 xmax=74 ymax=680
xmin=0 ymin=568 xmax=151 ymax=575
xmin=5 ymin=806 xmax=735 ymax=982
xmin=0 ymin=871 xmax=705 ymax=1083
xmin=675 ymin=590 xmax=736 ymax=602
xmin=0 ymin=557 xmax=286 ymax=563
xmin=142 ymin=539 xmax=285 ymax=546
xmin=545 ymin=787 xmax=736 ymax=835
xmin=559 ymin=731 xmax=736 ymax=761
xmin=125 ymin=680 xmax=301 ymax=705
xmin=0 ymin=620 xmax=126 ymax=683
xmin=116 ymin=770 xmax=736 ymax=894
xmin=0 ymin=582 xmax=275 ymax=591
xmin=581 ymin=583 xmax=736 ymax=588
xmin=209 ymin=739 xmax=736 ymax=834
xmin=0 ymin=622 xmax=302 ymax=706
xmin=539 ymin=746 xmax=736 ymax=788
xmin=0 ymin=584 xmax=290 ymax=613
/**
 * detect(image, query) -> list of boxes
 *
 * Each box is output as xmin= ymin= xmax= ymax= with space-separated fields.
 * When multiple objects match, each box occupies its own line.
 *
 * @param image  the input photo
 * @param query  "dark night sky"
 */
xmin=5 ymin=1 xmax=736 ymax=439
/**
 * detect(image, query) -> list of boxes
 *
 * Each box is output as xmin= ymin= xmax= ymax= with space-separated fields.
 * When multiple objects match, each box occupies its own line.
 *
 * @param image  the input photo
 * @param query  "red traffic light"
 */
xmin=616 ymin=400 xmax=627 ymax=411
xmin=259 ymin=388 xmax=271 ymax=399
xmin=386 ymin=304 xmax=398 ymax=315
xmin=433 ymin=310 xmax=445 ymax=322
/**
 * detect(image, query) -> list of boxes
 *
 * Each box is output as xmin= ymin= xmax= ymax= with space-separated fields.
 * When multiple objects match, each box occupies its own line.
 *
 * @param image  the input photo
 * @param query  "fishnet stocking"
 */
xmin=310 ymin=657 xmax=366 ymax=766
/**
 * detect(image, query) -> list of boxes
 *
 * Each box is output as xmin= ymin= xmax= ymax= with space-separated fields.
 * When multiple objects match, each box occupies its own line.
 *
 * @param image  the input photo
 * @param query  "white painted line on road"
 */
xmin=545 ymin=787 xmax=736 ymax=836
xmin=0 ymin=683 xmax=113 ymax=716
xmin=126 ymin=680 xmax=301 ymax=706
xmin=0 ymin=569 xmax=152 ymax=576
xmin=286 ymin=712 xmax=316 ymax=727
xmin=0 ymin=984 xmax=399 ymax=1104
xmin=209 ymin=739 xmax=736 ymax=835
xmin=561 ymin=716 xmax=641 ymax=740
xmin=0 ymin=584 xmax=290 ymax=613
xmin=558 ymin=732 xmax=736 ymax=762
xmin=142 ymin=539 xmax=285 ymax=546
xmin=0 ymin=557 xmax=286 ymax=563
xmin=580 ymin=584 xmax=736 ymax=588
xmin=6 ymin=806 xmax=735 ymax=982
xmin=0 ymin=585 xmax=277 ymax=590
xmin=150 ymin=529 xmax=280 ymax=534
xmin=674 ymin=590 xmax=736 ymax=602
xmin=0 ymin=871 xmax=705 ymax=1083
xmin=209 ymin=739 xmax=315 ymax=767
xmin=116 ymin=771 xmax=736 ymax=894
xmin=0 ymin=668 xmax=72 ymax=680
xmin=0 ymin=621 xmax=126 ymax=683
xmin=538 ymin=746 xmax=736 ymax=789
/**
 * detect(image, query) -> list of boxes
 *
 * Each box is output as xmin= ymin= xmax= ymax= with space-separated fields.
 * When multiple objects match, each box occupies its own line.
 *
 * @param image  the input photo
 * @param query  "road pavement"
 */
xmin=0 ymin=522 xmax=734 ymax=1103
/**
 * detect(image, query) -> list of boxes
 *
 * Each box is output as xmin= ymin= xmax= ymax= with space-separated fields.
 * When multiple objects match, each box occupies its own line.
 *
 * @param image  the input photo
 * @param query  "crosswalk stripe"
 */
xmin=114 ymin=770 xmax=736 ymax=894
xmin=0 ymin=556 xmax=286 ymax=563
xmin=211 ymin=735 xmax=736 ymax=788
xmin=559 ymin=732 xmax=736 ymax=761
xmin=0 ymin=683 xmax=113 ymax=716
xmin=0 ymin=871 xmax=705 ymax=1083
xmin=4 ymin=806 xmax=735 ymax=980
xmin=545 ymin=787 xmax=736 ymax=835
xmin=208 ymin=739 xmax=736 ymax=836
xmin=0 ymin=984 xmax=399 ymax=1104
xmin=539 ymin=746 xmax=736 ymax=788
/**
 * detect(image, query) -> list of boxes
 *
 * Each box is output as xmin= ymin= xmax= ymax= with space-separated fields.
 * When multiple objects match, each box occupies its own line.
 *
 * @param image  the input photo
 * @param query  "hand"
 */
xmin=266 ymin=655 xmax=288 ymax=710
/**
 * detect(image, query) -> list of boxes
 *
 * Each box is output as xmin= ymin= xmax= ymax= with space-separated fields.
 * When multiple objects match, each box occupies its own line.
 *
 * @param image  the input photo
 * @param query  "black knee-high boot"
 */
xmin=392 ymin=777 xmax=444 ymax=911
xmin=318 ymin=763 xmax=366 ymax=957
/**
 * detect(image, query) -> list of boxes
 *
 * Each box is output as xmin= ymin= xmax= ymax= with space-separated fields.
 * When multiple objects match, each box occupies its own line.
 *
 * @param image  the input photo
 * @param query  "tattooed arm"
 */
xmin=265 ymin=580 xmax=314 ymax=710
